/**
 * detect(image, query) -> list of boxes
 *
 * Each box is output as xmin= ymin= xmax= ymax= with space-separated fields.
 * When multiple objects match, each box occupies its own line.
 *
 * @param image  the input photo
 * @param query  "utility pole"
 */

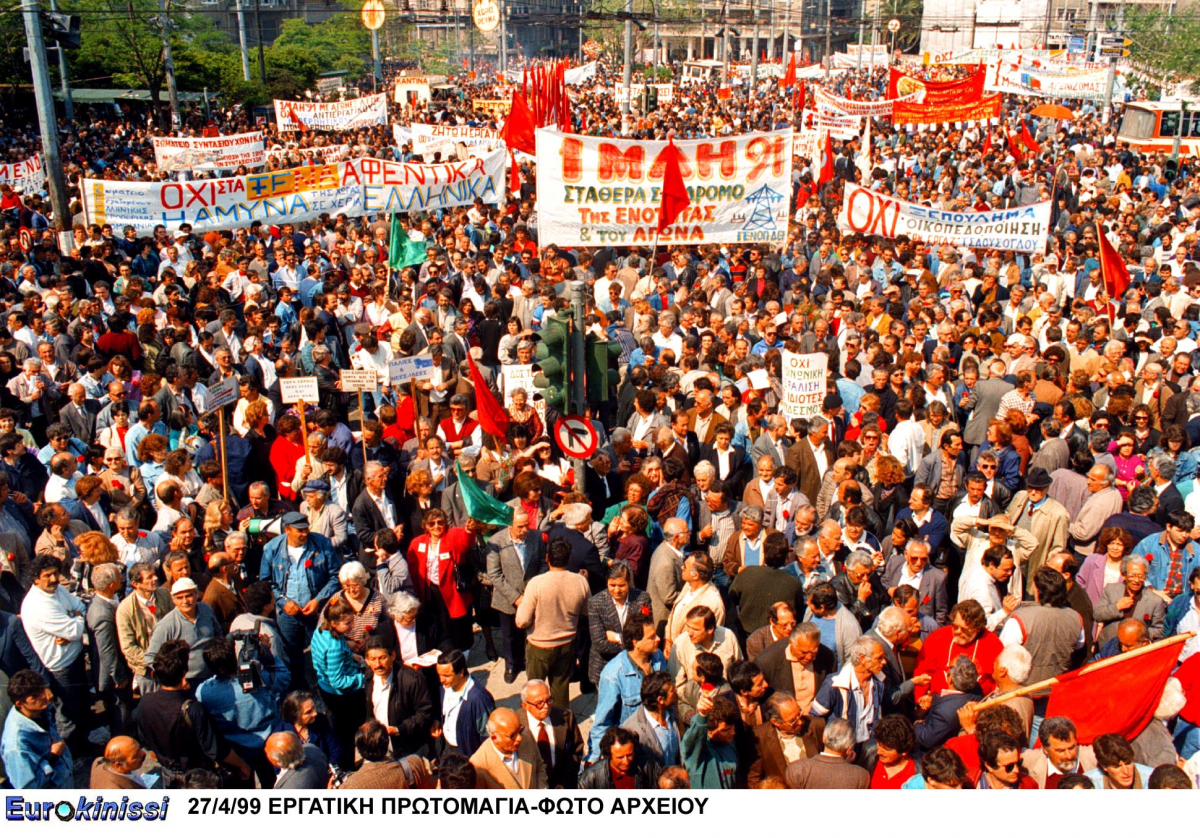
xmin=783 ymin=0 xmax=791 ymax=64
xmin=721 ymin=0 xmax=730 ymax=86
xmin=499 ymin=0 xmax=507 ymax=74
xmin=1043 ymin=0 xmax=1054 ymax=49
xmin=622 ymin=0 xmax=633 ymax=114
xmin=1173 ymin=100 xmax=1187 ymax=160
xmin=568 ymin=279 xmax=587 ymax=492
xmin=751 ymin=0 xmax=760 ymax=84
xmin=21 ymin=0 xmax=70 ymax=238
xmin=372 ymin=28 xmax=382 ymax=88
xmin=46 ymin=0 xmax=72 ymax=121
xmin=235 ymin=0 xmax=251 ymax=81
xmin=253 ymin=0 xmax=267 ymax=87
xmin=159 ymin=0 xmax=180 ymax=128
xmin=824 ymin=0 xmax=831 ymax=77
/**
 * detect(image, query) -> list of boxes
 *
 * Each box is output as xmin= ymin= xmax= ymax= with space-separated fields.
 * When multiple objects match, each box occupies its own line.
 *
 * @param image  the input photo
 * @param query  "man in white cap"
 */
xmin=144 ymin=577 xmax=223 ymax=685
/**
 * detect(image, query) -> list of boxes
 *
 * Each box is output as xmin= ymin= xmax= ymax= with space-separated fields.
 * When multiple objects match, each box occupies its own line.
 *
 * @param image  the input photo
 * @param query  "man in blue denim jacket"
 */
xmin=259 ymin=512 xmax=343 ymax=688
xmin=587 ymin=613 xmax=666 ymax=764
xmin=1 ymin=669 xmax=73 ymax=789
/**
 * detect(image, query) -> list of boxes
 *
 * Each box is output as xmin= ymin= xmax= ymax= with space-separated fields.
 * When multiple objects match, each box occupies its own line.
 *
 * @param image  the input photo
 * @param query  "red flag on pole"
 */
xmin=795 ymin=81 xmax=806 ymax=110
xmin=500 ymin=91 xmax=537 ymax=156
xmin=818 ymin=131 xmax=837 ymax=187
xmin=1018 ymin=120 xmax=1042 ymax=155
xmin=1043 ymin=636 xmax=1186 ymax=744
xmin=467 ymin=352 xmax=510 ymax=440
xmin=1098 ymin=223 xmax=1131 ymax=302
xmin=782 ymin=51 xmax=796 ymax=89
xmin=656 ymin=138 xmax=691 ymax=234
xmin=508 ymin=150 xmax=522 ymax=196
xmin=982 ymin=129 xmax=992 ymax=156
xmin=1004 ymin=128 xmax=1025 ymax=164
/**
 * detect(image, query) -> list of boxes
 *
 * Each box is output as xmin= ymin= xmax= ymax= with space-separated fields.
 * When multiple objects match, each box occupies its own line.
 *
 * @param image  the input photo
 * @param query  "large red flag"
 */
xmin=817 ymin=131 xmax=837 ymax=187
xmin=1043 ymin=636 xmax=1185 ymax=744
xmin=1018 ymin=120 xmax=1042 ymax=155
xmin=782 ymin=51 xmax=796 ymax=89
xmin=500 ymin=91 xmax=537 ymax=156
xmin=1098 ymin=223 xmax=1131 ymax=302
xmin=656 ymin=138 xmax=691 ymax=234
xmin=466 ymin=352 xmax=509 ymax=440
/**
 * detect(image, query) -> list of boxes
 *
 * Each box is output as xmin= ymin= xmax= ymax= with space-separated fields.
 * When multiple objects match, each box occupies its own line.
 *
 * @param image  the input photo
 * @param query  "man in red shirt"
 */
xmin=95 ymin=317 xmax=141 ymax=362
xmin=913 ymin=600 xmax=1003 ymax=700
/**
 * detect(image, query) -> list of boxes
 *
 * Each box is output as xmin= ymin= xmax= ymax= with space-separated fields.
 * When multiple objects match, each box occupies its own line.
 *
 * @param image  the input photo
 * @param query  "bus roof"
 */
xmin=1122 ymin=100 xmax=1192 ymax=112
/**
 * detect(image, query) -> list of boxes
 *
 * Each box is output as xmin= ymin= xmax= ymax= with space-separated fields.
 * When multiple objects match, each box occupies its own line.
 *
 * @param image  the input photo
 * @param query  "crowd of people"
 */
xmin=2 ymin=52 xmax=1200 ymax=792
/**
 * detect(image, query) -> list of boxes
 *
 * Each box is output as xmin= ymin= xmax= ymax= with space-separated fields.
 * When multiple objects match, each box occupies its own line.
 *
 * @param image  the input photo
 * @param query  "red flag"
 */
xmin=782 ymin=51 xmax=797 ymax=88
xmin=467 ymin=352 xmax=510 ymax=440
xmin=1004 ymin=128 xmax=1025 ymax=164
xmin=1043 ymin=637 xmax=1185 ymax=744
xmin=1098 ymin=223 xmax=1131 ymax=302
xmin=500 ymin=91 xmax=537 ymax=156
xmin=285 ymin=103 xmax=308 ymax=133
xmin=795 ymin=81 xmax=806 ymax=110
xmin=655 ymin=138 xmax=691 ymax=234
xmin=982 ymin=129 xmax=992 ymax=156
xmin=818 ymin=131 xmax=836 ymax=187
xmin=508 ymin=150 xmax=521 ymax=195
xmin=1018 ymin=120 xmax=1041 ymax=155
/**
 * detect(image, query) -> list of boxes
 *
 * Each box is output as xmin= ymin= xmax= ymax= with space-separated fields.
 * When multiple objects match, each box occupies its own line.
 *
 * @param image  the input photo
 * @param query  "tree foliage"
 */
xmin=1126 ymin=8 xmax=1200 ymax=93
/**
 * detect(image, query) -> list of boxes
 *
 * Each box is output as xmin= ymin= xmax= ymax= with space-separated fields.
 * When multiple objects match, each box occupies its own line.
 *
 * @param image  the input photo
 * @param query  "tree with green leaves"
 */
xmin=1125 ymin=8 xmax=1200 ymax=94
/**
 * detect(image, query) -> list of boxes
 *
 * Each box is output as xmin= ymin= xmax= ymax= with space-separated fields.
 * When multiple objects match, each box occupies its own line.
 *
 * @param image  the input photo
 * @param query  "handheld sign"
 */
xmin=340 ymin=369 xmax=377 ymax=392
xmin=206 ymin=376 xmax=240 ymax=413
xmin=554 ymin=415 xmax=599 ymax=460
xmin=388 ymin=355 xmax=433 ymax=384
xmin=280 ymin=376 xmax=319 ymax=404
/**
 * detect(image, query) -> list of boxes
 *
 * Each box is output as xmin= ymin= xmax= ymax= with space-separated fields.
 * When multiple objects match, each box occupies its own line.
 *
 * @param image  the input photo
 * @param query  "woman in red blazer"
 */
xmin=407 ymin=507 xmax=474 ymax=651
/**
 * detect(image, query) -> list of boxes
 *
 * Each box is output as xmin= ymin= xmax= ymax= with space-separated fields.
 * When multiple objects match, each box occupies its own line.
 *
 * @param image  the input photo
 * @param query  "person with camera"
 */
xmin=194 ymin=635 xmax=285 ymax=789
xmin=258 ymin=511 xmax=344 ymax=690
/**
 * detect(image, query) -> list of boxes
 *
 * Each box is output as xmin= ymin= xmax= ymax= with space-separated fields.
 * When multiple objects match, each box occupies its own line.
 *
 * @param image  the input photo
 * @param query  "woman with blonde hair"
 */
xmin=203 ymin=499 xmax=236 ymax=554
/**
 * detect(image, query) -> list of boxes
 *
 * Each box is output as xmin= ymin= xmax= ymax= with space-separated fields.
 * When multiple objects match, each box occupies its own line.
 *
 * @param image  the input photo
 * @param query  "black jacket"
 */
xmin=362 ymin=663 xmax=435 ymax=757
xmin=577 ymin=756 xmax=660 ymax=789
xmin=546 ymin=524 xmax=608 ymax=595
xmin=831 ymin=570 xmax=891 ymax=631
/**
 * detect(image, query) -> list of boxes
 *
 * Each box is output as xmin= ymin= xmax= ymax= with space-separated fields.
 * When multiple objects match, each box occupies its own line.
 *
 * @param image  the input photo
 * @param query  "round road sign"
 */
xmin=555 ymin=415 xmax=598 ymax=459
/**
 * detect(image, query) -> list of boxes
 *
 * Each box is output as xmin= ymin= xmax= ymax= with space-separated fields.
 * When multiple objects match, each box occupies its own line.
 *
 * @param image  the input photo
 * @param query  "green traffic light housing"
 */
xmin=533 ymin=311 xmax=572 ymax=412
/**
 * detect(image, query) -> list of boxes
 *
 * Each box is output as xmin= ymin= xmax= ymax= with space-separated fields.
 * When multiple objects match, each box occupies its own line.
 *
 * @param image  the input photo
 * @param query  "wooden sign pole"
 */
xmin=297 ymin=398 xmax=310 ymax=465
xmin=358 ymin=389 xmax=368 ymax=466
xmin=217 ymin=409 xmax=229 ymax=506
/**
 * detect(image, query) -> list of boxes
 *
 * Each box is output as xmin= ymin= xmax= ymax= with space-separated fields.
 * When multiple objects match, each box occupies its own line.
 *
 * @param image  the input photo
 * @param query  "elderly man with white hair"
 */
xmin=6 ymin=356 xmax=58 ymax=439
xmin=300 ymin=478 xmax=349 ymax=552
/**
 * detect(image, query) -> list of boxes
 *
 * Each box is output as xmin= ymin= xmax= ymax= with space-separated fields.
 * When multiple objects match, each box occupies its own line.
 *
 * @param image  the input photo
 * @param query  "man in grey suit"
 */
xmin=962 ymin=359 xmax=1014 ymax=457
xmin=266 ymin=732 xmax=330 ymax=789
xmin=60 ymin=383 xmax=99 ymax=445
xmin=750 ymin=415 xmax=790 ymax=478
xmin=621 ymin=670 xmax=681 ymax=767
xmin=486 ymin=510 xmax=547 ymax=684
xmin=646 ymin=518 xmax=690 ymax=631
xmin=441 ymin=454 xmax=495 ymax=527
xmin=87 ymin=563 xmax=134 ymax=737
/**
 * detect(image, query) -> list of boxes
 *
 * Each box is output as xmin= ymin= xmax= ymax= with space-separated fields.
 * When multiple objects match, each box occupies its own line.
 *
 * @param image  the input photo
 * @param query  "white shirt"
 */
xmin=370 ymin=490 xmax=396 ymax=529
xmin=441 ymin=677 xmax=474 ymax=748
xmin=372 ymin=672 xmax=392 ymax=730
xmin=20 ymin=585 xmax=86 ymax=670
xmin=959 ymin=565 xmax=1007 ymax=631
xmin=395 ymin=620 xmax=420 ymax=663
xmin=1177 ymin=599 xmax=1200 ymax=663
xmin=86 ymin=500 xmax=111 ymax=536
xmin=528 ymin=714 xmax=556 ymax=768
xmin=44 ymin=472 xmax=77 ymax=503
xmin=888 ymin=419 xmax=926 ymax=476
xmin=810 ymin=439 xmax=829 ymax=478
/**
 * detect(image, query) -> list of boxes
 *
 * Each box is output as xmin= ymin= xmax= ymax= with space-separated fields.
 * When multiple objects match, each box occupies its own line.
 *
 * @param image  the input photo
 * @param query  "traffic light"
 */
xmin=585 ymin=332 xmax=622 ymax=405
xmin=533 ymin=311 xmax=571 ymax=412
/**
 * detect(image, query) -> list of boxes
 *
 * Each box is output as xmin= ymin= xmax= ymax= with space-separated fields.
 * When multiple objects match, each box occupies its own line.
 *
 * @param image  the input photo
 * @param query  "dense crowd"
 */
xmin=2 ymin=55 xmax=1200 ymax=792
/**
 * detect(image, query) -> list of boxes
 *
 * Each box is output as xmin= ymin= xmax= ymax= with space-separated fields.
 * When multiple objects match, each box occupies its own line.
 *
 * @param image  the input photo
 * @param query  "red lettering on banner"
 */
xmin=745 ymin=136 xmax=786 ymax=183
xmin=561 ymin=137 xmax=583 ymax=183
xmin=342 ymin=159 xmax=362 ymax=186
xmin=597 ymin=144 xmax=645 ymax=182
xmin=694 ymin=142 xmax=736 ymax=179
xmin=845 ymin=187 xmax=899 ymax=238
xmin=161 ymin=184 xmax=183 ymax=209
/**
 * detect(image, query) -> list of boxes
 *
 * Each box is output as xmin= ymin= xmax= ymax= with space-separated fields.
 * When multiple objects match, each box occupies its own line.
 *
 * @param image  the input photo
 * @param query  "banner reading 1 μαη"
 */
xmin=781 ymin=351 xmax=828 ymax=422
xmin=838 ymin=184 xmax=1052 ymax=254
xmin=534 ymin=128 xmax=793 ymax=247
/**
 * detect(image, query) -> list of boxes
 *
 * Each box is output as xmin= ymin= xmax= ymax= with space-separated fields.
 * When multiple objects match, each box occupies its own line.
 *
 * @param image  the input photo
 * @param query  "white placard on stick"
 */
xmin=280 ymin=376 xmax=320 ymax=404
xmin=340 ymin=369 xmax=378 ymax=393
xmin=388 ymin=356 xmax=434 ymax=384
xmin=206 ymin=376 xmax=240 ymax=412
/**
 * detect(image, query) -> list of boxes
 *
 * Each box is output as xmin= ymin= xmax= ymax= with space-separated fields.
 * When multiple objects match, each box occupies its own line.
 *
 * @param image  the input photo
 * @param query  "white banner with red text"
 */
xmin=152 ymin=132 xmax=266 ymax=172
xmin=814 ymin=87 xmax=915 ymax=117
xmin=81 ymin=149 xmax=506 ymax=235
xmin=409 ymin=123 xmax=502 ymax=157
xmin=0 ymin=153 xmax=45 ymax=193
xmin=274 ymin=93 xmax=389 ymax=132
xmin=838 ymin=184 xmax=1052 ymax=253
xmin=534 ymin=128 xmax=794 ymax=247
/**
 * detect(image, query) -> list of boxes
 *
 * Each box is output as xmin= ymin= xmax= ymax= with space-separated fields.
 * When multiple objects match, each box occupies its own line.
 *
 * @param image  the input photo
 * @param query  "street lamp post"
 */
xmin=888 ymin=17 xmax=900 ymax=65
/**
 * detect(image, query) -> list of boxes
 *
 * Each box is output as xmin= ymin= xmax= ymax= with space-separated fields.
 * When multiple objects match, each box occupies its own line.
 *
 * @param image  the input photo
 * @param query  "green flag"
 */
xmin=456 ymin=461 xmax=513 ymax=527
xmin=388 ymin=213 xmax=426 ymax=271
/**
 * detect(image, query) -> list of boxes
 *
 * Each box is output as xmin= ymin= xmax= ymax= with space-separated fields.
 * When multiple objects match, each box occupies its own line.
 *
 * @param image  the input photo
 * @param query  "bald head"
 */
xmin=1116 ymin=618 xmax=1150 ymax=652
xmin=103 ymin=735 xmax=146 ymax=774
xmin=486 ymin=707 xmax=522 ymax=755
xmin=265 ymin=731 xmax=305 ymax=770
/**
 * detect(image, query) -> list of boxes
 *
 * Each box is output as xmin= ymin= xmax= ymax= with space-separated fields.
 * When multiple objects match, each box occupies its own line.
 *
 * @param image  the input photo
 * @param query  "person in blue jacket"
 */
xmin=1 ymin=669 xmax=73 ymax=789
xmin=259 ymin=511 xmax=343 ymax=690
xmin=433 ymin=649 xmax=495 ymax=758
